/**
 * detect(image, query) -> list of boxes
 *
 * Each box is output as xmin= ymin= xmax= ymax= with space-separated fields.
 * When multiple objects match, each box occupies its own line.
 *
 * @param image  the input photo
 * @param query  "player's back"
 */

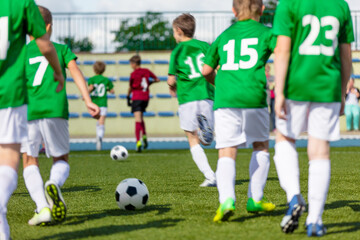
xmin=0 ymin=0 xmax=46 ymax=109
xmin=273 ymin=0 xmax=354 ymax=102
xmin=26 ymin=41 xmax=77 ymax=121
xmin=89 ymin=75 xmax=113 ymax=107
xmin=205 ymin=20 xmax=275 ymax=110
xmin=169 ymin=39 xmax=214 ymax=105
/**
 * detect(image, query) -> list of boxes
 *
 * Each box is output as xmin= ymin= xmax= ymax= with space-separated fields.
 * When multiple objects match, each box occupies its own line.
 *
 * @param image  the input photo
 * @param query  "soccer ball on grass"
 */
xmin=110 ymin=145 xmax=128 ymax=160
xmin=115 ymin=178 xmax=149 ymax=210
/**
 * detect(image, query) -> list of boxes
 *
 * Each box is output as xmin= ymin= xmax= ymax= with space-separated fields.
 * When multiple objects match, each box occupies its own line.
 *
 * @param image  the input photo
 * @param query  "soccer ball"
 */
xmin=115 ymin=178 xmax=149 ymax=210
xmin=110 ymin=145 xmax=128 ymax=160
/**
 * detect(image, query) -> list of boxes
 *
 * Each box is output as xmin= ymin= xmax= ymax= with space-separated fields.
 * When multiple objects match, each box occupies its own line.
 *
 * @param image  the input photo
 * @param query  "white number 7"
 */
xmin=29 ymin=56 xmax=49 ymax=86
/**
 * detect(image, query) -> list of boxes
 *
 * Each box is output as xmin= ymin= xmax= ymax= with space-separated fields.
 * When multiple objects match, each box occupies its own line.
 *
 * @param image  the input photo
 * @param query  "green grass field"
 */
xmin=8 ymin=147 xmax=360 ymax=240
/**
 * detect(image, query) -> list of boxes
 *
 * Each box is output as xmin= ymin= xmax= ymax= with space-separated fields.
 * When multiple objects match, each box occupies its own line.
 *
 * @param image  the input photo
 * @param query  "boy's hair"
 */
xmin=38 ymin=5 xmax=52 ymax=25
xmin=129 ymin=55 xmax=141 ymax=66
xmin=172 ymin=14 xmax=196 ymax=38
xmin=93 ymin=61 xmax=106 ymax=75
xmin=233 ymin=0 xmax=263 ymax=20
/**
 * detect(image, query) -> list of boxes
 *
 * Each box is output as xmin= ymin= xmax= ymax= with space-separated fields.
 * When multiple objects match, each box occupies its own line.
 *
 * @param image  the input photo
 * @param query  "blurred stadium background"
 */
xmin=46 ymin=10 xmax=360 ymax=139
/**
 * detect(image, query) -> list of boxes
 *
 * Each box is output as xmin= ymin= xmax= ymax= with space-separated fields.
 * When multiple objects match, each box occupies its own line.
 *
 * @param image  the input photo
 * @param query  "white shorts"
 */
xmin=215 ymin=108 xmax=269 ymax=149
xmin=276 ymin=100 xmax=341 ymax=141
xmin=100 ymin=107 xmax=107 ymax=116
xmin=27 ymin=118 xmax=69 ymax=158
xmin=178 ymin=100 xmax=214 ymax=132
xmin=0 ymin=105 xmax=27 ymax=144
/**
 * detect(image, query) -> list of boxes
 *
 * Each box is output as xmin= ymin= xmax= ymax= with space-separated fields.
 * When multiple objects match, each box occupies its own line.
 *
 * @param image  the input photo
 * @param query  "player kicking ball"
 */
xmin=168 ymin=14 xmax=217 ymax=187
xmin=272 ymin=0 xmax=354 ymax=237
xmin=127 ymin=55 xmax=160 ymax=152
xmin=0 ymin=1 xmax=64 ymax=238
xmin=202 ymin=0 xmax=276 ymax=222
xmin=88 ymin=61 xmax=115 ymax=151
xmin=21 ymin=6 xmax=100 ymax=226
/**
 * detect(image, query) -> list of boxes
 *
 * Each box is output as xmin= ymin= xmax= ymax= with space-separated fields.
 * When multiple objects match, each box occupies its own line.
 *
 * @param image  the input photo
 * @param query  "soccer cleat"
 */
xmin=199 ymin=178 xmax=216 ymax=187
xmin=28 ymin=207 xmax=52 ymax=226
xmin=45 ymin=180 xmax=67 ymax=223
xmin=136 ymin=141 xmax=142 ymax=153
xmin=197 ymin=114 xmax=214 ymax=146
xmin=143 ymin=135 xmax=148 ymax=149
xmin=213 ymin=198 xmax=235 ymax=223
xmin=306 ymin=224 xmax=327 ymax=237
xmin=280 ymin=194 xmax=306 ymax=233
xmin=96 ymin=137 xmax=102 ymax=151
xmin=246 ymin=197 xmax=276 ymax=213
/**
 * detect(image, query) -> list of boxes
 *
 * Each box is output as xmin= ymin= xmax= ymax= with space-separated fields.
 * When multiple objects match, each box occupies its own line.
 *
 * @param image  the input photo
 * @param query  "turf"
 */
xmin=8 ymin=147 xmax=360 ymax=239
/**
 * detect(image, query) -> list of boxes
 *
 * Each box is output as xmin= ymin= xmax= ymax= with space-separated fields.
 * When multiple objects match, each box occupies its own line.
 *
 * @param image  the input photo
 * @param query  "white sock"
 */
xmin=23 ymin=165 xmax=50 ymax=212
xmin=216 ymin=157 xmax=236 ymax=204
xmin=248 ymin=151 xmax=270 ymax=202
xmin=98 ymin=125 xmax=105 ymax=138
xmin=306 ymin=159 xmax=331 ymax=225
xmin=190 ymin=144 xmax=215 ymax=180
xmin=274 ymin=141 xmax=300 ymax=202
xmin=50 ymin=160 xmax=70 ymax=187
xmin=0 ymin=166 xmax=17 ymax=239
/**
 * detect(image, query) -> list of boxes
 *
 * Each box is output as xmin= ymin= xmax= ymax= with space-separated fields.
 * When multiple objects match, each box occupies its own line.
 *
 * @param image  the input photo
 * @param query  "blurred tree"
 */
xmin=59 ymin=37 xmax=94 ymax=52
xmin=112 ymin=12 xmax=176 ymax=52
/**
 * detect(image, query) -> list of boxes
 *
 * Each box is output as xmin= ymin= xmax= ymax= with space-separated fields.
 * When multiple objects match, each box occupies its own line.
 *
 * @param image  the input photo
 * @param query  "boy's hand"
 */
xmin=169 ymin=86 xmax=177 ymax=97
xmin=127 ymin=95 xmax=132 ymax=107
xmin=275 ymin=94 xmax=287 ymax=120
xmin=86 ymin=102 xmax=100 ymax=119
xmin=54 ymin=72 xmax=65 ymax=92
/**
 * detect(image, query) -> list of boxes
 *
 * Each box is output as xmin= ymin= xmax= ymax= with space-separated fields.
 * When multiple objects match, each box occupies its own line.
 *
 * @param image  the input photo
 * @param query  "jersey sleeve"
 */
xmin=168 ymin=46 xmax=179 ymax=75
xmin=87 ymin=77 xmax=93 ymax=86
xmin=267 ymin=31 xmax=278 ymax=52
xmin=148 ymin=69 xmax=157 ymax=80
xmin=339 ymin=3 xmax=355 ymax=44
xmin=204 ymin=38 xmax=220 ymax=69
xmin=108 ymin=79 xmax=114 ymax=90
xmin=63 ymin=45 xmax=78 ymax=67
xmin=24 ymin=0 xmax=46 ymax=38
xmin=272 ymin=0 xmax=293 ymax=37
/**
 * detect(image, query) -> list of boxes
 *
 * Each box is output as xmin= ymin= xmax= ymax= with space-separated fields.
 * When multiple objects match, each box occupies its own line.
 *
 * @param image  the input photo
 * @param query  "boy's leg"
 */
xmin=197 ymin=100 xmax=214 ymax=146
xmin=96 ymin=108 xmax=106 ymax=151
xmin=185 ymin=131 xmax=216 ymax=186
xmin=351 ymin=105 xmax=360 ymax=130
xmin=134 ymin=111 xmax=142 ymax=152
xmin=0 ymin=145 xmax=19 ymax=239
xmin=344 ymin=104 xmax=352 ymax=130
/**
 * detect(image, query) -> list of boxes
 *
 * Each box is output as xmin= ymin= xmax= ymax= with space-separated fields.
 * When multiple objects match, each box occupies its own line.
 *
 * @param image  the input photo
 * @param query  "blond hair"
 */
xmin=233 ymin=0 xmax=263 ymax=21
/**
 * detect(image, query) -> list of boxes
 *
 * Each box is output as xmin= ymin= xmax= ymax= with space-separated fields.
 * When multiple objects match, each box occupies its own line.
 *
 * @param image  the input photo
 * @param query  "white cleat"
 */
xmin=200 ymin=178 xmax=217 ymax=187
xmin=28 ymin=207 xmax=52 ymax=226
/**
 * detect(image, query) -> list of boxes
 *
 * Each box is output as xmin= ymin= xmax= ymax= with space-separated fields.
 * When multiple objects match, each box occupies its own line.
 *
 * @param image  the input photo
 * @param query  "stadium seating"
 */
xmin=64 ymin=51 xmax=360 ymax=137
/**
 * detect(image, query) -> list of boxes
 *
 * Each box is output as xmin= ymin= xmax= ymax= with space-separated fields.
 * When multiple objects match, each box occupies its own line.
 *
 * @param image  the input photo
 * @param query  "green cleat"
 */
xmin=45 ymin=180 xmax=67 ymax=223
xmin=136 ymin=140 xmax=142 ymax=153
xmin=213 ymin=198 xmax=235 ymax=223
xmin=28 ymin=207 xmax=52 ymax=226
xmin=246 ymin=197 xmax=276 ymax=213
xmin=143 ymin=135 xmax=148 ymax=149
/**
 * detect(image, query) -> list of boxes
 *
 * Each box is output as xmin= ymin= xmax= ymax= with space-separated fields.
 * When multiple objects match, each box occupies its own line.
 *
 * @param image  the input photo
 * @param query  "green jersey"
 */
xmin=205 ymin=20 xmax=276 ymax=110
xmin=0 ymin=0 xmax=46 ymax=109
xmin=168 ymin=39 xmax=215 ymax=105
xmin=88 ymin=75 xmax=114 ymax=107
xmin=273 ymin=0 xmax=354 ymax=102
xmin=26 ymin=41 xmax=77 ymax=121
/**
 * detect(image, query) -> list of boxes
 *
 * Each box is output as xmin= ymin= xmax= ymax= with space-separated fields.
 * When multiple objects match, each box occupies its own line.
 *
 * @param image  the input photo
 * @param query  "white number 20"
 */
xmin=222 ymin=38 xmax=258 ymax=71
xmin=0 ymin=17 xmax=9 ymax=60
xmin=29 ymin=56 xmax=49 ymax=86
xmin=299 ymin=15 xmax=340 ymax=56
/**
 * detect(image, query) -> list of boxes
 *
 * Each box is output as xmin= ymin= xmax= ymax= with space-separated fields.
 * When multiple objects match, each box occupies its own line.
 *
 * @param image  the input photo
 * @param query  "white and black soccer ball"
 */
xmin=110 ymin=145 xmax=128 ymax=161
xmin=115 ymin=178 xmax=149 ymax=210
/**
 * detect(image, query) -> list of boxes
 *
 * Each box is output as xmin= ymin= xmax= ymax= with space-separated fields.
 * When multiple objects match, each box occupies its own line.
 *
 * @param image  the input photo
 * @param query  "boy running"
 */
xmin=88 ymin=61 xmax=115 ymax=150
xmin=0 ymin=0 xmax=64 ymax=239
xmin=202 ymin=0 xmax=276 ymax=221
xmin=168 ymin=14 xmax=217 ymax=187
xmin=272 ymin=0 xmax=353 ymax=236
xmin=22 ymin=6 xmax=100 ymax=226
xmin=127 ymin=55 xmax=159 ymax=152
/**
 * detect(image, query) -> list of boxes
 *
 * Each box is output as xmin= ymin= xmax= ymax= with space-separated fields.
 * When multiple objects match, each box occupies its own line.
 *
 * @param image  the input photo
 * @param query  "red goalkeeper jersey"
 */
xmin=130 ymin=68 xmax=157 ymax=101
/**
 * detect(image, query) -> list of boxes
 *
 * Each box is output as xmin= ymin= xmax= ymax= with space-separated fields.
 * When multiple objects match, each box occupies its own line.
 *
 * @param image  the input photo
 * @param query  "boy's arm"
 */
xmin=274 ymin=35 xmax=291 ymax=120
xmin=35 ymin=34 xmax=64 ymax=92
xmin=88 ymin=84 xmax=94 ymax=93
xmin=167 ymin=75 xmax=177 ymax=97
xmin=202 ymin=64 xmax=216 ymax=85
xmin=67 ymin=60 xmax=100 ymax=119
xmin=149 ymin=70 xmax=160 ymax=84
xmin=340 ymin=43 xmax=352 ymax=114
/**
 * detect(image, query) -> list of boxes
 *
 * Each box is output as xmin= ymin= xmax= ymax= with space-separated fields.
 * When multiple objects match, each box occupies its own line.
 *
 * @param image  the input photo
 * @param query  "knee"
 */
xmin=253 ymin=141 xmax=269 ymax=152
xmin=53 ymin=154 xmax=69 ymax=163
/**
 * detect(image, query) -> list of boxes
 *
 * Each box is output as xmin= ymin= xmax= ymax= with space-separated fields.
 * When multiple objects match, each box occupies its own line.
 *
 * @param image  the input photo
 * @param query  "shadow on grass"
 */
xmin=326 ymin=221 xmax=360 ymax=235
xmin=38 ymin=218 xmax=184 ymax=240
xmin=64 ymin=204 xmax=172 ymax=226
xmin=326 ymin=200 xmax=360 ymax=212
xmin=235 ymin=177 xmax=278 ymax=185
xmin=62 ymin=185 xmax=102 ymax=193
xmin=232 ymin=209 xmax=285 ymax=223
